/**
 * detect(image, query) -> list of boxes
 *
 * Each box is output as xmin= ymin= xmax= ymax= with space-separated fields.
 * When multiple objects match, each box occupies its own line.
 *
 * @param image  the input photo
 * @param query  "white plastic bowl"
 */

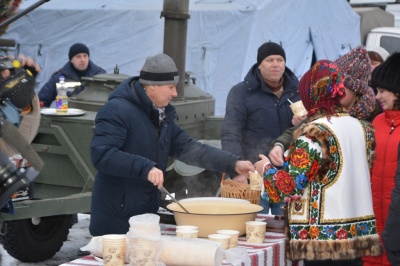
xmin=167 ymin=199 xmax=263 ymax=237
xmin=180 ymin=197 xmax=251 ymax=204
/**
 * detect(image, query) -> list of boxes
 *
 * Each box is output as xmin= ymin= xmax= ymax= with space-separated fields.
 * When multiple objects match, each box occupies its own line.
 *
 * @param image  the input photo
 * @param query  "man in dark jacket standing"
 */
xmin=89 ymin=53 xmax=255 ymax=236
xmin=38 ymin=43 xmax=106 ymax=107
xmin=221 ymin=42 xmax=301 ymax=215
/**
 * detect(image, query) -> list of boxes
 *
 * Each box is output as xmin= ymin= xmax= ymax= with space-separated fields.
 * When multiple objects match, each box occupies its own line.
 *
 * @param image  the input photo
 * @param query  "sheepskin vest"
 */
xmin=285 ymin=115 xmax=382 ymax=261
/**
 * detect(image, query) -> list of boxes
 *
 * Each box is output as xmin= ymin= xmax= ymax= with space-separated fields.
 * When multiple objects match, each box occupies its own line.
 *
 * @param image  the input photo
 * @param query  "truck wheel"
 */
xmin=0 ymin=215 xmax=73 ymax=262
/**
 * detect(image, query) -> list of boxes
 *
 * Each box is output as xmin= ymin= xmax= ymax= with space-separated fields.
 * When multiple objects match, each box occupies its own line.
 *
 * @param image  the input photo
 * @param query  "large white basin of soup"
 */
xmin=179 ymin=197 xmax=251 ymax=204
xmin=167 ymin=199 xmax=263 ymax=237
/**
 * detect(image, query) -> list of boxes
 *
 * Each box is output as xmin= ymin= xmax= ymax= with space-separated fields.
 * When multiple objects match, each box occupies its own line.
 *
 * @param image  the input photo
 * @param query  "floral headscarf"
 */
xmin=299 ymin=60 xmax=346 ymax=120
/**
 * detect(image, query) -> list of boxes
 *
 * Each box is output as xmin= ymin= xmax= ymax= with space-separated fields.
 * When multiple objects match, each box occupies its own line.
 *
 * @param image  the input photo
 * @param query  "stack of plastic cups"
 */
xmin=216 ymin=230 xmax=240 ymax=248
xmin=127 ymin=214 xmax=162 ymax=266
xmin=208 ymin=234 xmax=231 ymax=250
xmin=102 ymin=234 xmax=126 ymax=266
xmin=176 ymin=225 xmax=199 ymax=238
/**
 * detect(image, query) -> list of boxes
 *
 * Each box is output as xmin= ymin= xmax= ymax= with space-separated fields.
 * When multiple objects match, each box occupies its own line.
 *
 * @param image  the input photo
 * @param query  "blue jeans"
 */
xmin=259 ymin=196 xmax=284 ymax=215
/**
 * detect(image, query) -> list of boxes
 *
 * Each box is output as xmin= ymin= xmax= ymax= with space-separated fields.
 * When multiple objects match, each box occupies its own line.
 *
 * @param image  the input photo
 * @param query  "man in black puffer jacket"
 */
xmin=89 ymin=53 xmax=255 ymax=236
xmin=221 ymin=42 xmax=301 ymax=215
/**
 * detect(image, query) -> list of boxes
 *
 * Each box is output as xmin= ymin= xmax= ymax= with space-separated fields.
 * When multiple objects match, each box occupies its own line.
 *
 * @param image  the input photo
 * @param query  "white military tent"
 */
xmin=3 ymin=0 xmax=361 ymax=115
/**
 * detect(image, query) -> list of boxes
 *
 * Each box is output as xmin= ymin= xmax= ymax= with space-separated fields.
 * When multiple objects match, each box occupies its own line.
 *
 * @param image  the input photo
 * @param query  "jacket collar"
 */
xmin=131 ymin=78 xmax=176 ymax=122
xmin=384 ymin=110 xmax=400 ymax=128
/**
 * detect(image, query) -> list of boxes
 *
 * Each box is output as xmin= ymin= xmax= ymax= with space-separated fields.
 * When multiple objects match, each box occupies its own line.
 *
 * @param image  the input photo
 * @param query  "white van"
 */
xmin=366 ymin=27 xmax=400 ymax=54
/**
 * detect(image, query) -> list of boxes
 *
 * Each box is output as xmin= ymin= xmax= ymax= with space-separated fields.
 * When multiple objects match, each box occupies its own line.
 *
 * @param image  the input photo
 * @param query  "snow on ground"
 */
xmin=0 ymin=214 xmax=92 ymax=266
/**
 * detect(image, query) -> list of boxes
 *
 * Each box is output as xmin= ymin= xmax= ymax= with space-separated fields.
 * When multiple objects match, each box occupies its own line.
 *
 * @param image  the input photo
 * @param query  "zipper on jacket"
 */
xmin=379 ymin=123 xmax=396 ymax=218
xmin=157 ymin=109 xmax=176 ymax=140
xmin=390 ymin=119 xmax=395 ymax=134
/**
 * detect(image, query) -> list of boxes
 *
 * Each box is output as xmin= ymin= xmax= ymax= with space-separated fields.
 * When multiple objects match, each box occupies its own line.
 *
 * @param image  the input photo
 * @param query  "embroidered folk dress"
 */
xmin=262 ymin=114 xmax=382 ymax=261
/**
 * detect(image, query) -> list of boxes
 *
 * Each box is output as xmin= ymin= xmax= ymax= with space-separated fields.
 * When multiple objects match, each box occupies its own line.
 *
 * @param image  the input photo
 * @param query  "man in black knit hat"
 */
xmin=38 ymin=43 xmax=106 ymax=107
xmin=221 ymin=41 xmax=301 ymax=215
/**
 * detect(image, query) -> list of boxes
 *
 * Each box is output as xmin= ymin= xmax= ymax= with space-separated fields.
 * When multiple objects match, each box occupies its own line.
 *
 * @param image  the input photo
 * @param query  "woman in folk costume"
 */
xmin=255 ymin=60 xmax=382 ymax=265
xmin=363 ymin=52 xmax=400 ymax=266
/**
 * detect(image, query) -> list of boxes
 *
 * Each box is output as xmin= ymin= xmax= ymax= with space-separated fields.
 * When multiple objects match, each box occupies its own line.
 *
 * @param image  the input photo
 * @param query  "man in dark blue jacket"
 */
xmin=89 ymin=53 xmax=255 ymax=236
xmin=38 ymin=43 xmax=106 ymax=107
xmin=221 ymin=42 xmax=302 ymax=215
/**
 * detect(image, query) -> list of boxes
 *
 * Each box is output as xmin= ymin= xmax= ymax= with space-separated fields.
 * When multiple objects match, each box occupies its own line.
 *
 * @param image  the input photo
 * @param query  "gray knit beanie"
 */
xmin=139 ymin=53 xmax=179 ymax=85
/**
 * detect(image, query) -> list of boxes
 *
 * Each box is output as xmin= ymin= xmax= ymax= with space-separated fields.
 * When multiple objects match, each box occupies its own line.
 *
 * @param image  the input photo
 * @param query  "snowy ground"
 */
xmin=0 ymin=214 xmax=92 ymax=266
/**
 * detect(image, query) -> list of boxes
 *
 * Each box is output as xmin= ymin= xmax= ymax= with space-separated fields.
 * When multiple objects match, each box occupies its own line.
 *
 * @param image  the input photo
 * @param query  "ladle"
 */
xmin=160 ymin=186 xmax=190 ymax=214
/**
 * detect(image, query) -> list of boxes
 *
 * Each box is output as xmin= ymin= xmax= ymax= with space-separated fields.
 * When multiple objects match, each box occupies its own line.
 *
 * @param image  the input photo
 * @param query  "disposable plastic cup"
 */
xmin=130 ymin=251 xmax=158 ymax=266
xmin=289 ymin=100 xmax=308 ymax=116
xmin=102 ymin=234 xmax=126 ymax=266
xmin=246 ymin=221 xmax=266 ymax=244
xmin=176 ymin=229 xmax=199 ymax=238
xmin=176 ymin=225 xmax=199 ymax=231
xmin=208 ymin=233 xmax=231 ymax=250
xmin=129 ymin=238 xmax=159 ymax=247
xmin=216 ymin=229 xmax=240 ymax=248
xmin=249 ymin=171 xmax=263 ymax=191
xmin=130 ymin=223 xmax=160 ymax=229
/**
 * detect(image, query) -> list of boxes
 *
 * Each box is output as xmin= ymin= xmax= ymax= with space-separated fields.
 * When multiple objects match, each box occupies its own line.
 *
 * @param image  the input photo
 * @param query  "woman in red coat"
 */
xmin=363 ymin=52 xmax=400 ymax=266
